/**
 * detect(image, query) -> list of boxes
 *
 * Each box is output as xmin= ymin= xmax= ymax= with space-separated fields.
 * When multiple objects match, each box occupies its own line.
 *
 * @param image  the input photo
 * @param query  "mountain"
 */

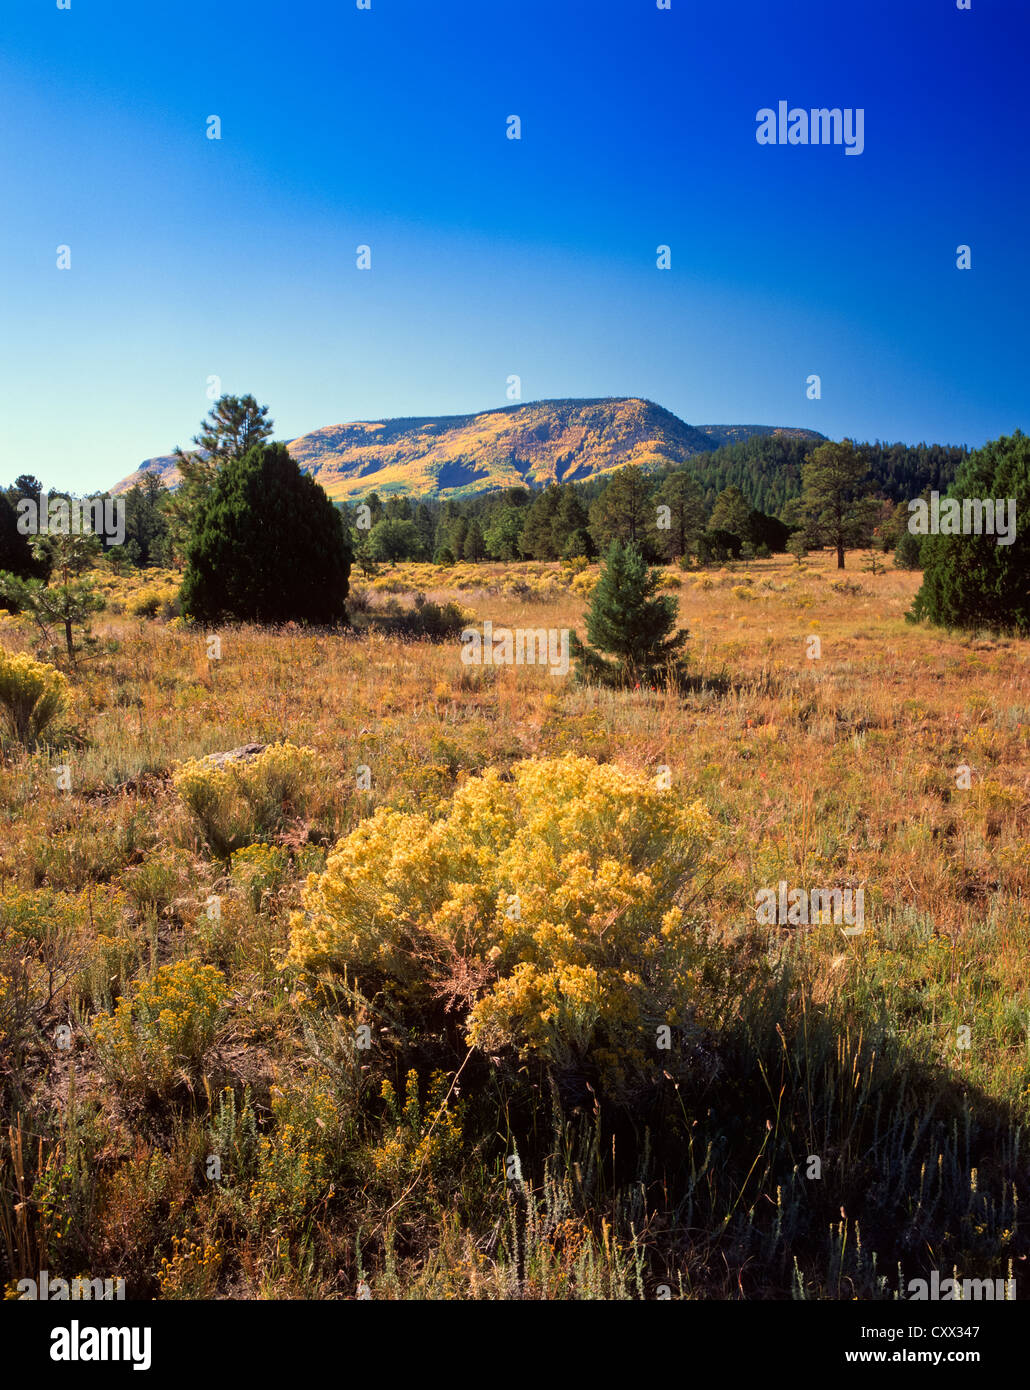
xmin=111 ymin=398 xmax=825 ymax=501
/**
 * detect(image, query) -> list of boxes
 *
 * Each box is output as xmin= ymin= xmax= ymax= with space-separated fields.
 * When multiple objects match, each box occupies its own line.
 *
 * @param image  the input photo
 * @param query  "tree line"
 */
xmin=0 ymin=399 xmax=970 ymax=580
xmin=1 ymin=395 xmax=1026 ymax=640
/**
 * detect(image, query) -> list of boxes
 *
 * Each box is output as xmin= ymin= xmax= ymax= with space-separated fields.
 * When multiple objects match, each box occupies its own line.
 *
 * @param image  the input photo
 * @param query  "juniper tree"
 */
xmin=571 ymin=540 xmax=687 ymax=687
xmin=697 ymin=528 xmax=741 ymax=565
xmin=0 ymin=492 xmax=41 ymax=586
xmin=894 ymin=528 xmax=923 ymax=570
xmin=909 ymin=432 xmax=1029 ymax=633
xmin=180 ymin=441 xmax=351 ymax=625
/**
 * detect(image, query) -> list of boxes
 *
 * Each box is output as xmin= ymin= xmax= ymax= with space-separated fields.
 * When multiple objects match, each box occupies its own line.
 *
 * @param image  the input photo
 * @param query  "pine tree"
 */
xmin=462 ymin=518 xmax=486 ymax=561
xmin=4 ymin=475 xmax=46 ymax=508
xmin=801 ymin=440 xmax=877 ymax=569
xmin=588 ymin=466 xmax=656 ymax=558
xmin=0 ymin=531 xmax=105 ymax=663
xmin=554 ymin=487 xmax=592 ymax=559
xmin=909 ymin=432 xmax=1029 ymax=632
xmin=707 ymin=485 xmax=752 ymax=543
xmin=448 ymin=515 xmax=469 ymax=559
xmin=571 ymin=540 xmax=687 ymax=687
xmin=123 ymin=474 xmax=170 ymax=568
xmin=167 ymin=395 xmax=274 ymax=567
xmin=519 ymin=486 xmax=562 ymax=559
xmin=656 ymin=471 xmax=704 ymax=560
xmin=189 ymin=394 xmax=273 ymax=462
xmin=180 ymin=442 xmax=351 ymax=625
xmin=414 ymin=502 xmax=437 ymax=556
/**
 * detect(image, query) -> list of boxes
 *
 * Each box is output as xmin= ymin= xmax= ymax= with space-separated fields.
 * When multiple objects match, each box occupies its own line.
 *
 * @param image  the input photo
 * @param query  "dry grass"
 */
xmin=1 ymin=549 xmax=1027 ymax=1299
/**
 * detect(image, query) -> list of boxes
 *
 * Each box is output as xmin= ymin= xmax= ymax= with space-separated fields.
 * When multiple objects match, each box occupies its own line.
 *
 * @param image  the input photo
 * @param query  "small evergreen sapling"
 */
xmin=0 ymin=531 xmax=105 ymax=664
xmin=571 ymin=540 xmax=687 ymax=687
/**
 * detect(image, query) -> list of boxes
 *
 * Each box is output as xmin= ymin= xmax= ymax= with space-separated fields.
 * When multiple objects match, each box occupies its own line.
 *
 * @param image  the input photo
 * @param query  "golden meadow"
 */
xmin=1 ymin=550 xmax=1028 ymax=1299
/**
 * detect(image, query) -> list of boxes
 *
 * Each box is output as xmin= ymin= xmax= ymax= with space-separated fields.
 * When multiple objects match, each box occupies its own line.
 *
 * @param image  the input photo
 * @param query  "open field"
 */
xmin=2 ymin=551 xmax=1029 ymax=1299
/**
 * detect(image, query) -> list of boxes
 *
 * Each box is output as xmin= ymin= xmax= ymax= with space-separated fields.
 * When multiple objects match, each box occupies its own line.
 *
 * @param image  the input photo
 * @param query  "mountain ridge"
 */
xmin=111 ymin=397 xmax=826 ymax=502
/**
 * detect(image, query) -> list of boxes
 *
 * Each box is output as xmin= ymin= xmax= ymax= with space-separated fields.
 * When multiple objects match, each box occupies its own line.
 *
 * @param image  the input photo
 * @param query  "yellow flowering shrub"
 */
xmin=128 ymin=582 xmax=180 ymax=619
xmin=288 ymin=754 xmax=714 ymax=1097
xmin=92 ymin=960 xmax=228 ymax=1095
xmin=1 ymin=887 xmax=103 ymax=945
xmin=499 ymin=574 xmax=564 ymax=602
xmin=1 ymin=885 xmax=133 ymax=1011
xmin=249 ymin=1080 xmax=340 ymax=1229
xmin=91 ymin=566 xmax=181 ymax=616
xmin=974 ymin=779 xmax=1022 ymax=815
xmin=0 ymin=970 xmax=13 ymax=1049
xmin=157 ymin=1234 xmax=223 ymax=1299
xmin=79 ymin=928 xmax=142 ymax=1010
xmin=0 ymin=650 xmax=69 ymax=747
xmin=369 ymin=1070 xmax=463 ymax=1195
xmin=230 ymin=842 xmax=289 ymax=909
xmin=173 ymin=741 xmax=320 ymax=858
xmin=446 ymin=565 xmax=489 ymax=591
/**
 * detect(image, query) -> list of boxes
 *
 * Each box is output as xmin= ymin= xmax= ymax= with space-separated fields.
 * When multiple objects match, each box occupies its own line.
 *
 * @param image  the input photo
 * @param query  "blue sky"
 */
xmin=1 ymin=0 xmax=1027 ymax=494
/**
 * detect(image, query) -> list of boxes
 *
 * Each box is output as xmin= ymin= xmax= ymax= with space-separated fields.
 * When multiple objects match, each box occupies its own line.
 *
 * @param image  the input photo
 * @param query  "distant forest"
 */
xmin=652 ymin=435 xmax=965 ymax=513
xmin=2 ymin=432 xmax=968 ymax=573
xmin=337 ymin=434 xmax=968 ymax=565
